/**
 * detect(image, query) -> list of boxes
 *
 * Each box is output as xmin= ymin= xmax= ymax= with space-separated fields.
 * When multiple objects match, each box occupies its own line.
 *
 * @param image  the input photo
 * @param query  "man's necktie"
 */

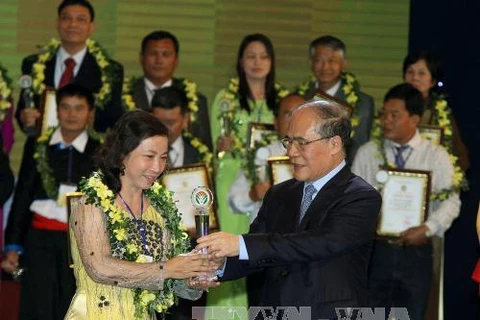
xmin=395 ymin=145 xmax=410 ymax=168
xmin=59 ymin=58 xmax=76 ymax=88
xmin=299 ymin=184 xmax=316 ymax=223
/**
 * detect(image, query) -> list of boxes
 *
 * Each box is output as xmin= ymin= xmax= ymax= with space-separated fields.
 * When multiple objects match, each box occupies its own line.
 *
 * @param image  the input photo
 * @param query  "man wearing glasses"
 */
xmin=196 ymin=98 xmax=381 ymax=319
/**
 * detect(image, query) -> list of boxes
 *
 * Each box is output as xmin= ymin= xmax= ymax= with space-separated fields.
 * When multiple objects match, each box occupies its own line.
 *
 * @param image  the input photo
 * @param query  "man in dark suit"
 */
xmin=132 ymin=30 xmax=213 ymax=150
xmin=2 ymin=84 xmax=102 ymax=320
xmin=16 ymin=0 xmax=124 ymax=134
xmin=196 ymin=98 xmax=381 ymax=319
xmin=297 ymin=35 xmax=374 ymax=163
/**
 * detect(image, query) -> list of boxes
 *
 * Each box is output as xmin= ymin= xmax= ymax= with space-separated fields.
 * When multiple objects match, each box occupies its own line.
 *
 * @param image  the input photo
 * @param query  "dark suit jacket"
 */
xmin=4 ymin=136 xmax=101 ymax=247
xmin=182 ymin=136 xmax=201 ymax=166
xmin=132 ymin=77 xmax=213 ymax=150
xmin=0 ymin=150 xmax=14 ymax=206
xmin=16 ymin=49 xmax=124 ymax=133
xmin=305 ymin=83 xmax=374 ymax=164
xmin=222 ymin=165 xmax=381 ymax=319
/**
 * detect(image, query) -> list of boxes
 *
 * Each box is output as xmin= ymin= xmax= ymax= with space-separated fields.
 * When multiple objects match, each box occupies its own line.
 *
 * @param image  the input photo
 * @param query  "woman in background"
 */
xmin=208 ymin=33 xmax=287 ymax=308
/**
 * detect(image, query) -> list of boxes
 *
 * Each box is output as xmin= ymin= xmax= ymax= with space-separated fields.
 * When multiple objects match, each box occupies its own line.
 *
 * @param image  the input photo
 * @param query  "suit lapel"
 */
xmin=74 ymin=51 xmax=102 ymax=92
xmin=297 ymin=166 xmax=352 ymax=230
xmin=133 ymin=78 xmax=150 ymax=110
xmin=284 ymin=181 xmax=303 ymax=232
xmin=44 ymin=58 xmax=55 ymax=88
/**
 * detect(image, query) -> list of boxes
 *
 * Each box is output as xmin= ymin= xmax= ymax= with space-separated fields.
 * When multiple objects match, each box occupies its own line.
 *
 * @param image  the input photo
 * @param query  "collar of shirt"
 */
xmin=169 ymin=135 xmax=184 ymax=167
xmin=55 ymin=46 xmax=88 ymax=88
xmin=385 ymin=130 xmax=422 ymax=150
xmin=305 ymin=159 xmax=346 ymax=199
xmin=49 ymin=127 xmax=88 ymax=153
xmin=315 ymin=79 xmax=342 ymax=97
xmin=144 ymin=77 xmax=173 ymax=104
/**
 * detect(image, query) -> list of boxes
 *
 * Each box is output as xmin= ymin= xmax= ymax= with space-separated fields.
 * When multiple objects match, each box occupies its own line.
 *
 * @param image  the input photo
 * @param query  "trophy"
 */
xmin=18 ymin=75 xmax=37 ymax=136
xmin=191 ymin=186 xmax=217 ymax=281
xmin=219 ymin=100 xmax=231 ymax=136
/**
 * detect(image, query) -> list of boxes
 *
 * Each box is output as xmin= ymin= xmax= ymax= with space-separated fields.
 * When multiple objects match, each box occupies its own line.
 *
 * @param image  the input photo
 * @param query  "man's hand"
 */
xmin=216 ymin=136 xmax=233 ymax=153
xmin=187 ymin=277 xmax=221 ymax=291
xmin=249 ymin=181 xmax=271 ymax=202
xmin=398 ymin=225 xmax=429 ymax=246
xmin=19 ymin=108 xmax=40 ymax=128
xmin=1 ymin=251 xmax=20 ymax=274
xmin=196 ymin=232 xmax=240 ymax=257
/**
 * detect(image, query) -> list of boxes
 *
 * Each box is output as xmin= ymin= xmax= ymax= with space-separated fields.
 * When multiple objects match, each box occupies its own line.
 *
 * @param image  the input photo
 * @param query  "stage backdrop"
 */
xmin=0 ymin=0 xmax=409 ymax=171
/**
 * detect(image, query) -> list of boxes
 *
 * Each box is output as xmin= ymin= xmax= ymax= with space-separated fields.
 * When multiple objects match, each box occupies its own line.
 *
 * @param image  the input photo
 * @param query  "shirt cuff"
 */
xmin=216 ymin=258 xmax=227 ymax=277
xmin=4 ymin=244 xmax=24 ymax=255
xmin=238 ymin=235 xmax=249 ymax=260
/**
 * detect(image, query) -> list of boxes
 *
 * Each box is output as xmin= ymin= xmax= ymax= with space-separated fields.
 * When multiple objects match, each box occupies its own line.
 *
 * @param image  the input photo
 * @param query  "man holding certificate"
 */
xmin=352 ymin=83 xmax=461 ymax=320
xmin=196 ymin=98 xmax=382 ymax=319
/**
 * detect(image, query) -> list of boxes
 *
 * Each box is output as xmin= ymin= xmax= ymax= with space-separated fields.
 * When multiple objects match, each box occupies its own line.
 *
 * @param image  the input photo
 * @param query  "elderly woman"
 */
xmin=65 ymin=110 xmax=217 ymax=320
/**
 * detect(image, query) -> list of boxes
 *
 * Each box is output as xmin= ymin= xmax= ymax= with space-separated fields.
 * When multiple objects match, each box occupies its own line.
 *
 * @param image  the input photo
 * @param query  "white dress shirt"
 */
xmin=144 ymin=77 xmax=173 ymax=105
xmin=351 ymin=130 xmax=461 ymax=236
xmin=54 ymin=46 xmax=88 ymax=88
xmin=169 ymin=135 xmax=184 ymax=168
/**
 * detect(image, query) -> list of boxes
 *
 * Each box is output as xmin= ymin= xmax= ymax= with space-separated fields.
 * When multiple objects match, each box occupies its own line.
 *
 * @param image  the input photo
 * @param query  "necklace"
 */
xmin=118 ymin=192 xmax=148 ymax=255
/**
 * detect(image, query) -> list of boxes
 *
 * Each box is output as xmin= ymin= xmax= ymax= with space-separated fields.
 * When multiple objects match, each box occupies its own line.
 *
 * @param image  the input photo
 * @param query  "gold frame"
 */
xmin=161 ymin=163 xmax=218 ymax=237
xmin=267 ymin=156 xmax=293 ymax=185
xmin=39 ymin=87 xmax=58 ymax=136
xmin=66 ymin=192 xmax=84 ymax=268
xmin=376 ymin=168 xmax=431 ymax=238
xmin=247 ymin=122 xmax=276 ymax=149
xmin=418 ymin=124 xmax=444 ymax=146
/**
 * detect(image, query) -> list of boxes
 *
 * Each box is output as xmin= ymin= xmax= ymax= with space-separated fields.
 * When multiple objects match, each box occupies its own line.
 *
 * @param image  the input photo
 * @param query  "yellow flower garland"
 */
xmin=79 ymin=171 xmax=189 ymax=318
xmin=370 ymin=117 xmax=467 ymax=201
xmin=0 ymin=63 xmax=13 ymax=122
xmin=122 ymin=76 xmax=201 ymax=124
xmin=295 ymin=72 xmax=361 ymax=136
xmin=182 ymin=130 xmax=213 ymax=174
xmin=31 ymin=38 xmax=117 ymax=109
xmin=218 ymin=77 xmax=289 ymax=159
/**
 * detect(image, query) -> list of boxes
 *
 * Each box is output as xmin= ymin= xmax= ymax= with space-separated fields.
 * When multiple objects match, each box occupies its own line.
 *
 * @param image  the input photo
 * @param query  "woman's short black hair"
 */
xmin=95 ymin=110 xmax=168 ymax=192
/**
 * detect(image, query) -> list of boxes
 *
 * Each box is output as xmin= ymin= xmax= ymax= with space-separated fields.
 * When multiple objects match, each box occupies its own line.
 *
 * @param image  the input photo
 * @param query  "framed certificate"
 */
xmin=376 ymin=169 xmax=431 ymax=238
xmin=247 ymin=122 xmax=276 ymax=149
xmin=66 ymin=192 xmax=84 ymax=268
xmin=418 ymin=124 xmax=444 ymax=146
xmin=267 ymin=156 xmax=294 ymax=185
xmin=161 ymin=163 xmax=218 ymax=237
xmin=40 ymin=88 xmax=58 ymax=135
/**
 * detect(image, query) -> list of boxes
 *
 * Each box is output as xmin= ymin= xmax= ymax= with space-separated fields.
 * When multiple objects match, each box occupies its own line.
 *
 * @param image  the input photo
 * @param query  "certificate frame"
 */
xmin=66 ymin=192 xmax=84 ymax=268
xmin=418 ymin=124 xmax=444 ymax=146
xmin=267 ymin=156 xmax=293 ymax=185
xmin=161 ymin=163 xmax=218 ymax=237
xmin=376 ymin=168 xmax=431 ymax=238
xmin=247 ymin=122 xmax=276 ymax=149
xmin=39 ymin=87 xmax=58 ymax=135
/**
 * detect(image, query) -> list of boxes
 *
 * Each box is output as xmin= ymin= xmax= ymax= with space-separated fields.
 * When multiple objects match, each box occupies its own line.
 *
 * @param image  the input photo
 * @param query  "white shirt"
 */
xmin=144 ymin=77 xmax=173 ymax=105
xmin=351 ymin=130 xmax=461 ymax=236
xmin=29 ymin=128 xmax=89 ymax=223
xmin=54 ymin=46 xmax=88 ymax=88
xmin=315 ymin=79 xmax=342 ymax=97
xmin=169 ymin=135 xmax=184 ymax=167
xmin=228 ymin=141 xmax=286 ymax=223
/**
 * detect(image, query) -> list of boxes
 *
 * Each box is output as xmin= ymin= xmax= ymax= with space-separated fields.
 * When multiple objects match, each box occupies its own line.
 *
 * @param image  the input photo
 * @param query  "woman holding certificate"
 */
xmin=403 ymin=51 xmax=469 ymax=171
xmin=208 ymin=33 xmax=288 ymax=307
xmin=65 ymin=110 xmax=217 ymax=320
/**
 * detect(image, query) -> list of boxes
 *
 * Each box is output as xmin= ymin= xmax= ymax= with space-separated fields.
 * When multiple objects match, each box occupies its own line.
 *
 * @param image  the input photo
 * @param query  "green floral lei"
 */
xmin=31 ymin=38 xmax=119 ymax=109
xmin=34 ymin=126 xmax=101 ymax=200
xmin=182 ymin=130 xmax=213 ymax=174
xmin=0 ymin=63 xmax=13 ymax=123
xmin=244 ymin=132 xmax=279 ymax=185
xmin=79 ymin=171 xmax=190 ymax=317
xmin=122 ymin=76 xmax=201 ymax=123
xmin=295 ymin=72 xmax=361 ymax=136
xmin=218 ymin=77 xmax=289 ymax=159
xmin=370 ymin=118 xmax=467 ymax=201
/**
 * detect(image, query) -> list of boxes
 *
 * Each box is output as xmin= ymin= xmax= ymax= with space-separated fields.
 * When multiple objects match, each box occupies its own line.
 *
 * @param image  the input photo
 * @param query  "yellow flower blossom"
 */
xmin=113 ymin=228 xmax=126 ymax=241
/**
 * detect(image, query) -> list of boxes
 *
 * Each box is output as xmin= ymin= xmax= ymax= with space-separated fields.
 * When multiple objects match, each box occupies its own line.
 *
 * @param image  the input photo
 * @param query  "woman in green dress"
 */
xmin=208 ymin=33 xmax=288 ymax=308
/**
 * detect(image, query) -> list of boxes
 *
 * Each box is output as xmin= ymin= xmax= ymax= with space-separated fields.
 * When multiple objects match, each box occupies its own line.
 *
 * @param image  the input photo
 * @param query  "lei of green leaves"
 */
xmin=217 ymin=77 xmax=289 ymax=159
xmin=0 ymin=62 xmax=13 ymax=123
xmin=34 ymin=127 xmax=101 ymax=200
xmin=79 ymin=171 xmax=189 ymax=318
xmin=182 ymin=130 xmax=213 ymax=174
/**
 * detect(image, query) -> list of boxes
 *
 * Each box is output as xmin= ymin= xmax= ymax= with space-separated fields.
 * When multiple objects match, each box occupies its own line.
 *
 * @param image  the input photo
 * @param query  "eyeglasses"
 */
xmin=281 ymin=136 xmax=333 ymax=150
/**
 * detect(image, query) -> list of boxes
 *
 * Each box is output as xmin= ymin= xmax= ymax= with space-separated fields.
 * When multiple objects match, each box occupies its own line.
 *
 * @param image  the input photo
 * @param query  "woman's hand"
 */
xmin=165 ymin=253 xmax=218 ymax=280
xmin=216 ymin=135 xmax=233 ymax=153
